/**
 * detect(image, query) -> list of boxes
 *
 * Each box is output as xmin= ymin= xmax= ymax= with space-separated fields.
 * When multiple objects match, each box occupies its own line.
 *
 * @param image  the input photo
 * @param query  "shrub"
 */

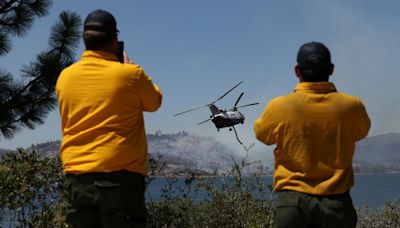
xmin=146 ymin=155 xmax=275 ymax=228
xmin=0 ymin=149 xmax=66 ymax=227
xmin=357 ymin=199 xmax=400 ymax=228
xmin=1 ymin=149 xmax=400 ymax=227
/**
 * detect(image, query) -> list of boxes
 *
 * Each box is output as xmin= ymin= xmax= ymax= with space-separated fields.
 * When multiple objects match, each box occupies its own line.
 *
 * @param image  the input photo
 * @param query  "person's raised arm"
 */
xmin=254 ymin=101 xmax=277 ymax=145
xmin=124 ymin=51 xmax=162 ymax=112
xmin=354 ymin=99 xmax=371 ymax=141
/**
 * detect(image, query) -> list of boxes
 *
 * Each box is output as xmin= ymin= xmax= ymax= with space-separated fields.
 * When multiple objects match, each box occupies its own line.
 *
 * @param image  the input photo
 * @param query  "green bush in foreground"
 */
xmin=0 ymin=149 xmax=66 ymax=227
xmin=1 ymin=149 xmax=400 ymax=227
xmin=146 ymin=156 xmax=274 ymax=228
xmin=357 ymin=200 xmax=400 ymax=228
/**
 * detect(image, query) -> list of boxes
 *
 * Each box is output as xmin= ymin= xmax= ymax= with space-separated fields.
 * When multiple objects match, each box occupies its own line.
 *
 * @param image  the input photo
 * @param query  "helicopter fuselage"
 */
xmin=209 ymin=105 xmax=245 ymax=129
xmin=174 ymin=81 xmax=258 ymax=144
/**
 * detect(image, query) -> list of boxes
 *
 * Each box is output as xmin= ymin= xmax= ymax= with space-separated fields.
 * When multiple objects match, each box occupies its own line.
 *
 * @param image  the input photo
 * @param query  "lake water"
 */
xmin=351 ymin=173 xmax=400 ymax=208
xmin=147 ymin=173 xmax=400 ymax=208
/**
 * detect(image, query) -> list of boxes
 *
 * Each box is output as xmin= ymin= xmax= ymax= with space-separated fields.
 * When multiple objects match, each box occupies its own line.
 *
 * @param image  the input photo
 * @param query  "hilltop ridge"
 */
xmin=354 ymin=132 xmax=400 ymax=173
xmin=0 ymin=131 xmax=259 ymax=174
xmin=147 ymin=131 xmax=242 ymax=174
xmin=1 ymin=132 xmax=400 ymax=174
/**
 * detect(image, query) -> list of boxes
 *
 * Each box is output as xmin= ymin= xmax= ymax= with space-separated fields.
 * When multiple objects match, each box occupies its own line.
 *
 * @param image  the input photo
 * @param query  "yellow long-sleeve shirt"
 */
xmin=56 ymin=50 xmax=162 ymax=175
xmin=254 ymin=82 xmax=370 ymax=195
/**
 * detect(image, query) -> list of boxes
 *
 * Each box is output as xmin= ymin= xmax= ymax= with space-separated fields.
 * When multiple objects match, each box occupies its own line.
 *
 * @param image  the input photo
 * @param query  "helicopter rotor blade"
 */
xmin=212 ymin=81 xmax=243 ymax=103
xmin=234 ymin=92 xmax=244 ymax=107
xmin=197 ymin=118 xmax=212 ymax=125
xmin=235 ymin=102 xmax=259 ymax=109
xmin=174 ymin=104 xmax=209 ymax=116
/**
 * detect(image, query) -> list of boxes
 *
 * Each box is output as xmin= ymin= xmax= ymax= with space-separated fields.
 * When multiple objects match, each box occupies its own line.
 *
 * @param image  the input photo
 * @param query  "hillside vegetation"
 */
xmin=0 ymin=148 xmax=399 ymax=227
xmin=1 ymin=131 xmax=270 ymax=175
xmin=1 ymin=132 xmax=400 ymax=226
xmin=354 ymin=133 xmax=400 ymax=173
xmin=3 ymin=131 xmax=400 ymax=175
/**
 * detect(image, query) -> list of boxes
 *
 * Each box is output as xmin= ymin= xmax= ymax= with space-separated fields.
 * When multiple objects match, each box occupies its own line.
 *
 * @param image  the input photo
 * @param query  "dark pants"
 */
xmin=63 ymin=170 xmax=147 ymax=228
xmin=273 ymin=190 xmax=357 ymax=228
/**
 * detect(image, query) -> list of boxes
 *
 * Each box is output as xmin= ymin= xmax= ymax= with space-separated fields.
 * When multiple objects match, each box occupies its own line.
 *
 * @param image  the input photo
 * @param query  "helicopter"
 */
xmin=174 ymin=81 xmax=259 ymax=144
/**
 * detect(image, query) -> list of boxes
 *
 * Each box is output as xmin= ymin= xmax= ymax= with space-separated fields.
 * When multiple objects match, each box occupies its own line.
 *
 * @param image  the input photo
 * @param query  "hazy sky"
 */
xmin=2 ymin=1 xmax=400 ymax=163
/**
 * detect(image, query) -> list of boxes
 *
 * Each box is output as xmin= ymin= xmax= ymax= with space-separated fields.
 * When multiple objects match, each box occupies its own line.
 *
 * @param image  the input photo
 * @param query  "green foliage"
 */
xmin=148 ymin=197 xmax=198 ymax=228
xmin=1 ymin=148 xmax=400 ymax=227
xmin=0 ymin=149 xmax=66 ymax=227
xmin=0 ymin=0 xmax=51 ymax=55
xmin=357 ymin=200 xmax=400 ymax=228
xmin=0 ymin=5 xmax=81 ymax=140
xmin=146 ymin=154 xmax=274 ymax=228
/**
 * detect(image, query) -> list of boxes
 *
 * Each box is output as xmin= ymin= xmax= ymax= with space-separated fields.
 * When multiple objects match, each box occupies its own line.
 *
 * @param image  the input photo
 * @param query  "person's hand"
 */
xmin=123 ymin=51 xmax=134 ymax=64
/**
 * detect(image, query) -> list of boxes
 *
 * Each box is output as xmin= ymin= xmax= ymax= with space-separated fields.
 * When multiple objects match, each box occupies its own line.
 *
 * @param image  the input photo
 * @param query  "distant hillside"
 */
xmin=0 ymin=148 xmax=12 ymax=158
xmin=3 ymin=132 xmax=399 ymax=174
xmin=147 ymin=131 xmax=239 ymax=174
xmin=354 ymin=133 xmax=400 ymax=173
xmin=0 ymin=132 xmax=242 ymax=174
xmin=0 ymin=141 xmax=61 ymax=159
xmin=28 ymin=140 xmax=61 ymax=158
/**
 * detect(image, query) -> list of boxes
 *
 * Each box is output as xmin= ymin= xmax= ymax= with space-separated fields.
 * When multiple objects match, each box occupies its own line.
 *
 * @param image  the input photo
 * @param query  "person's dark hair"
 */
xmin=82 ymin=9 xmax=118 ymax=50
xmin=298 ymin=67 xmax=332 ymax=82
xmin=297 ymin=42 xmax=333 ymax=82
xmin=83 ymin=30 xmax=115 ymax=50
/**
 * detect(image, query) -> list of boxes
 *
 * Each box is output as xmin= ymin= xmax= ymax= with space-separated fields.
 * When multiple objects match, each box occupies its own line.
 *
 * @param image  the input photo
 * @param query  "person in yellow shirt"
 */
xmin=254 ymin=42 xmax=370 ymax=228
xmin=56 ymin=9 xmax=162 ymax=228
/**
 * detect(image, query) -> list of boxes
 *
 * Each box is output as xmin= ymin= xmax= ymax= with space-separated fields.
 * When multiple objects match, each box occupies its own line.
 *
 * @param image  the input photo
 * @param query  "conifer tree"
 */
xmin=0 ymin=0 xmax=81 ymax=139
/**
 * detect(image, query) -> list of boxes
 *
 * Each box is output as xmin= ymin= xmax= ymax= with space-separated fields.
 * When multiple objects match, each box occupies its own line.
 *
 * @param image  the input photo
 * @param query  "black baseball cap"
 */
xmin=297 ymin=42 xmax=332 ymax=69
xmin=84 ymin=9 xmax=119 ymax=34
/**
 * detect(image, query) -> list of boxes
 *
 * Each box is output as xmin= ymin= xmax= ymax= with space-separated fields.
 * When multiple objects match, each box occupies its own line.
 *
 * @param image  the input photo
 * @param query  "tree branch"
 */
xmin=0 ymin=0 xmax=20 ymax=14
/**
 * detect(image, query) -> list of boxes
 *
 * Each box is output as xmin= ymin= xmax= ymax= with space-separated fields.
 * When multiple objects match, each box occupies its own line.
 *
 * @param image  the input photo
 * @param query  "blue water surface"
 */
xmin=351 ymin=173 xmax=400 ymax=208
xmin=146 ymin=173 xmax=400 ymax=208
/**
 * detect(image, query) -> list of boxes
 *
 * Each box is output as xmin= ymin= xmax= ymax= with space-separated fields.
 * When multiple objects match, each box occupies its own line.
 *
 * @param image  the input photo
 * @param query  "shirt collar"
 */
xmin=294 ymin=82 xmax=337 ymax=94
xmin=81 ymin=50 xmax=119 ymax=62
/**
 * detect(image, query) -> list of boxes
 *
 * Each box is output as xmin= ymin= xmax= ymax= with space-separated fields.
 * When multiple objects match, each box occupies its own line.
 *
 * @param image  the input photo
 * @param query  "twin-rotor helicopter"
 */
xmin=174 ymin=81 xmax=259 ymax=144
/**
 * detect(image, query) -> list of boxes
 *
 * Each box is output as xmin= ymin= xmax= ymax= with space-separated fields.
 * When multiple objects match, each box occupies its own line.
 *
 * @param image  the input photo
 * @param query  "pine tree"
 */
xmin=0 ymin=0 xmax=81 ymax=139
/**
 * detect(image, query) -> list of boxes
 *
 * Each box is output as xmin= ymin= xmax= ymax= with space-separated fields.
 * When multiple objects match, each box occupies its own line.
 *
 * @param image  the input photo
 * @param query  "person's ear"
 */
xmin=295 ymin=64 xmax=303 ymax=82
xmin=112 ymin=36 xmax=118 ymax=48
xmin=109 ymin=36 xmax=118 ymax=54
xmin=329 ymin=64 xmax=334 ymax=76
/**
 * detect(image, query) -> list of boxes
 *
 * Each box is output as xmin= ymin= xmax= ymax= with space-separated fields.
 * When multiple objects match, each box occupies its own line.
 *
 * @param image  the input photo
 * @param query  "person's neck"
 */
xmin=87 ymin=46 xmax=116 ymax=55
xmin=299 ymin=77 xmax=329 ymax=83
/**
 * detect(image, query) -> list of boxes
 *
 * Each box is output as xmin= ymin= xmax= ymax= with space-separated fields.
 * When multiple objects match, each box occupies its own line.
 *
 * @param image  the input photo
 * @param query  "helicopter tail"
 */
xmin=209 ymin=104 xmax=220 ymax=115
